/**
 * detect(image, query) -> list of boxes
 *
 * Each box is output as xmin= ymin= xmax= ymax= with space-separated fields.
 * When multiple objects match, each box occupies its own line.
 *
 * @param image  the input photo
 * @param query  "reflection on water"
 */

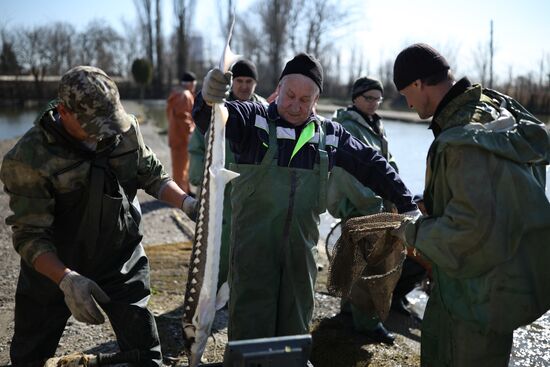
xmin=141 ymin=99 xmax=169 ymax=130
xmin=0 ymin=101 xmax=169 ymax=140
xmin=383 ymin=120 xmax=433 ymax=196
xmin=0 ymin=106 xmax=42 ymax=139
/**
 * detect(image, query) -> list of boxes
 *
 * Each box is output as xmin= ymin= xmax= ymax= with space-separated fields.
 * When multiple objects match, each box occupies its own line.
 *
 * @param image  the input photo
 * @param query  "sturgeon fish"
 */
xmin=181 ymin=18 xmax=240 ymax=367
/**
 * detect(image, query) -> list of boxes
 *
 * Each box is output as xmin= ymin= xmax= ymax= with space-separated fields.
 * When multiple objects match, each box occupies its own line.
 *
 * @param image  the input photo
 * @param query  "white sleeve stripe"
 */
xmin=276 ymin=126 xmax=296 ymax=140
xmin=308 ymin=132 xmax=320 ymax=144
xmin=254 ymin=115 xmax=269 ymax=133
xmin=326 ymin=134 xmax=339 ymax=147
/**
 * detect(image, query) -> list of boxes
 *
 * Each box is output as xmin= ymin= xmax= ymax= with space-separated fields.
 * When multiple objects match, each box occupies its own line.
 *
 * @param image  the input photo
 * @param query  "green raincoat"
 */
xmin=327 ymin=108 xmax=397 ymax=219
xmin=405 ymin=84 xmax=550 ymax=366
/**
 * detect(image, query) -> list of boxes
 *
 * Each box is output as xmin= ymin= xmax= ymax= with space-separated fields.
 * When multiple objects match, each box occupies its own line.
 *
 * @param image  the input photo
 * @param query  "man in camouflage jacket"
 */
xmin=1 ymin=66 xmax=197 ymax=367
xmin=392 ymin=43 xmax=550 ymax=366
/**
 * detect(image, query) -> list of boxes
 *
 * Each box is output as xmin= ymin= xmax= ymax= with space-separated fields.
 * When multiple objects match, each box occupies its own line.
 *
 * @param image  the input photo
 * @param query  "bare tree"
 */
xmin=503 ymin=65 xmax=514 ymax=94
xmin=377 ymin=58 xmax=394 ymax=94
xmin=471 ymin=40 xmax=490 ymax=86
xmin=44 ymin=22 xmax=76 ymax=75
xmin=75 ymin=21 xmax=125 ymax=75
xmin=173 ymin=0 xmax=197 ymax=78
xmin=302 ymin=0 xmax=341 ymax=56
xmin=0 ymin=28 xmax=20 ymax=75
xmin=538 ymin=54 xmax=545 ymax=88
xmin=243 ymin=0 xmax=352 ymax=92
xmin=154 ymin=0 xmax=164 ymax=93
xmin=217 ymin=0 xmax=235 ymax=39
xmin=234 ymin=17 xmax=263 ymax=71
xmin=120 ymin=19 xmax=143 ymax=77
xmin=134 ymin=0 xmax=154 ymax=64
xmin=256 ymin=0 xmax=294 ymax=88
xmin=432 ymin=41 xmax=459 ymax=75
xmin=488 ymin=19 xmax=494 ymax=88
xmin=319 ymin=45 xmax=344 ymax=97
xmin=13 ymin=25 xmax=50 ymax=97
xmin=347 ymin=47 xmax=369 ymax=87
xmin=286 ymin=0 xmax=306 ymax=54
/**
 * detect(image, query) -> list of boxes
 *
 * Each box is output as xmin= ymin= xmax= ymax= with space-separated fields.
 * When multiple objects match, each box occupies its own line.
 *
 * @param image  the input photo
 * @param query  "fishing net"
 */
xmin=327 ymin=212 xmax=407 ymax=321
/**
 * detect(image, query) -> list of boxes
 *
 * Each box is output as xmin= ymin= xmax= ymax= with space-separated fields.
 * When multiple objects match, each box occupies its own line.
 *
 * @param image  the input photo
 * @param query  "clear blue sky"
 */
xmin=352 ymin=0 xmax=550 ymax=79
xmin=2 ymin=0 xmax=549 ymax=82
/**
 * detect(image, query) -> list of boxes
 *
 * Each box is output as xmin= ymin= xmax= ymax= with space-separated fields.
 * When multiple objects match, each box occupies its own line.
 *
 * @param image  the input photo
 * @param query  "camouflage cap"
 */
xmin=58 ymin=66 xmax=132 ymax=139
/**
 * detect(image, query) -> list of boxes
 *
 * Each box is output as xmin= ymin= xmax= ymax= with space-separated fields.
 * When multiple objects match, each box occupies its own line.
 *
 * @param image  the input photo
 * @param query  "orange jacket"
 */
xmin=166 ymin=88 xmax=195 ymax=148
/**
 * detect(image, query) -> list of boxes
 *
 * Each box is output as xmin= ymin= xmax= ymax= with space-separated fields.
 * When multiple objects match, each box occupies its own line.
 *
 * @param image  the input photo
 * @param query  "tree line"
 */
xmin=1 ymin=0 xmax=548 ymax=118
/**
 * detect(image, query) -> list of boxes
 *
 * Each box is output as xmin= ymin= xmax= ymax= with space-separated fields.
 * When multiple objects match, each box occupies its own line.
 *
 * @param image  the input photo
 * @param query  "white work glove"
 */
xmin=391 ymin=208 xmax=422 ymax=244
xmin=58 ymin=271 xmax=110 ymax=325
xmin=181 ymin=194 xmax=199 ymax=221
xmin=202 ymin=68 xmax=232 ymax=105
xmin=402 ymin=208 xmax=422 ymax=220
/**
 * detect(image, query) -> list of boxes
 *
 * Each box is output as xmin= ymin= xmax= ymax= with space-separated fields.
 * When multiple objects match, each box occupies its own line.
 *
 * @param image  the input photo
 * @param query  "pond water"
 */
xmin=0 ymin=106 xmax=43 ymax=140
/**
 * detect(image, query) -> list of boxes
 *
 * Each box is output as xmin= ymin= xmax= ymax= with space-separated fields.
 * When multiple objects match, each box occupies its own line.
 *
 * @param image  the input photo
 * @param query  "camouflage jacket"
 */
xmin=406 ymin=83 xmax=550 ymax=332
xmin=1 ymin=100 xmax=171 ymax=265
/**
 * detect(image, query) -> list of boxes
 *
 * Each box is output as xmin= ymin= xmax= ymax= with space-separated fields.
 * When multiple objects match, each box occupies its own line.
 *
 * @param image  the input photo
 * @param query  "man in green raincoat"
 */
xmin=193 ymin=53 xmax=421 ymax=341
xmin=1 ymin=66 xmax=198 ymax=366
xmin=188 ymin=59 xmax=267 ymax=291
xmin=391 ymin=43 xmax=550 ymax=366
xmin=328 ymin=76 xmax=427 ymax=344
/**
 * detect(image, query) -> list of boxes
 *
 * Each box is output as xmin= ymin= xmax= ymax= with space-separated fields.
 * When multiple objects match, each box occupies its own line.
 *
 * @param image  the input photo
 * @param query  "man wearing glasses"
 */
xmin=327 ymin=77 xmax=427 ymax=344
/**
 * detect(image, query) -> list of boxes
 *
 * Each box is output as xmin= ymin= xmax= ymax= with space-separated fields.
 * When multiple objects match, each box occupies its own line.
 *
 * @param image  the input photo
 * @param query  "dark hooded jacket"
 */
xmin=405 ymin=84 xmax=550 ymax=333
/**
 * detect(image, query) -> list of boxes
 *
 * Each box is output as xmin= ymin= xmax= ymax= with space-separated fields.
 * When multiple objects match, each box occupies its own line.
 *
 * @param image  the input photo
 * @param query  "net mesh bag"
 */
xmin=327 ymin=212 xmax=407 ymax=320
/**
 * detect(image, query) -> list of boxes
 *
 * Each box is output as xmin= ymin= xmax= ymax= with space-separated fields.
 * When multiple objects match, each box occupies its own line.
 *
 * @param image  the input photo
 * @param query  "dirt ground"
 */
xmin=0 ymin=102 xmax=422 ymax=366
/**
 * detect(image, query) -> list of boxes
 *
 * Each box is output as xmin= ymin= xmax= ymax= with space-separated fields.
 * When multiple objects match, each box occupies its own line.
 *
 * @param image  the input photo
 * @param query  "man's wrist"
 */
xmin=57 ymin=269 xmax=74 ymax=285
xmin=180 ymin=193 xmax=189 ymax=211
xmin=32 ymin=251 xmax=71 ymax=285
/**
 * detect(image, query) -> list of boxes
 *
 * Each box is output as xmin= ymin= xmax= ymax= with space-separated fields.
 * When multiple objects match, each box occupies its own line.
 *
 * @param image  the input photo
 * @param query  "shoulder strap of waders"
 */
xmin=260 ymin=120 xmax=279 ymax=166
xmin=375 ymin=119 xmax=390 ymax=160
xmin=317 ymin=118 xmax=328 ymax=213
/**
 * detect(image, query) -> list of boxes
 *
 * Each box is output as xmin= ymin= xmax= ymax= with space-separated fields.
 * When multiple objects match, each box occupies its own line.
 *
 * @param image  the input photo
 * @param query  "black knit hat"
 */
xmin=393 ymin=43 xmax=450 ymax=91
xmin=180 ymin=71 xmax=196 ymax=82
xmin=352 ymin=77 xmax=384 ymax=100
xmin=231 ymin=59 xmax=258 ymax=80
xmin=279 ymin=53 xmax=323 ymax=93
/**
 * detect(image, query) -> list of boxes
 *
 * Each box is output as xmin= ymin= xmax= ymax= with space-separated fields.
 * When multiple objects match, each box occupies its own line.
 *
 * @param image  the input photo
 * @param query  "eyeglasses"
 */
xmin=361 ymin=95 xmax=383 ymax=104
